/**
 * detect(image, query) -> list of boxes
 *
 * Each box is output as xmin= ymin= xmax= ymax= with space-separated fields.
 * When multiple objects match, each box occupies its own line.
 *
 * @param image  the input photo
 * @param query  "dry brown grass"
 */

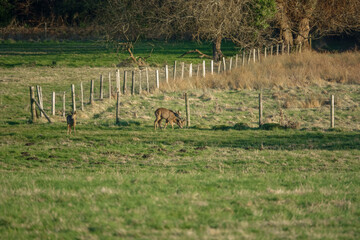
xmin=162 ymin=51 xmax=360 ymax=91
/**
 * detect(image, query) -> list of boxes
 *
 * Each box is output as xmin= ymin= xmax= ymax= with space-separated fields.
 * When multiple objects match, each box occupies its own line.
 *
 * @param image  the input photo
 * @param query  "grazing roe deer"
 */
xmin=66 ymin=111 xmax=77 ymax=135
xmin=154 ymin=108 xmax=184 ymax=130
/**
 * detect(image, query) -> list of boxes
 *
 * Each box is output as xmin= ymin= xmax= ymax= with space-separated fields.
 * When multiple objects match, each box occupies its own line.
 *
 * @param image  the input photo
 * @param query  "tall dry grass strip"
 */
xmin=29 ymin=86 xmax=36 ymax=123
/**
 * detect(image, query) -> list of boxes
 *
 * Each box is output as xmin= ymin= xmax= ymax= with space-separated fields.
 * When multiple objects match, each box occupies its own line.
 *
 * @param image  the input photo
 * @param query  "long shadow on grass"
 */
xmin=141 ymin=125 xmax=360 ymax=151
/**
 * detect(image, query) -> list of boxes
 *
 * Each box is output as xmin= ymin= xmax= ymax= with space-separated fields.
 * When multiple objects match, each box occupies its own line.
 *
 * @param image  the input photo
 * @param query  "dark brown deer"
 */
xmin=154 ymin=108 xmax=184 ymax=130
xmin=66 ymin=111 xmax=77 ymax=135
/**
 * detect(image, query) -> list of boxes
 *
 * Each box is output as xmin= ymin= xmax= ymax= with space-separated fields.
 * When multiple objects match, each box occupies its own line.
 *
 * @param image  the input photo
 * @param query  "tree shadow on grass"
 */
xmin=147 ymin=123 xmax=360 ymax=151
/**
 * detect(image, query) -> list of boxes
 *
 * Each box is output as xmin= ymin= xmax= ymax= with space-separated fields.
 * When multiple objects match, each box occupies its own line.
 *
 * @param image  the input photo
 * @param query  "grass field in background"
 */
xmin=0 ymin=40 xmax=237 ymax=68
xmin=0 ymin=41 xmax=359 ymax=239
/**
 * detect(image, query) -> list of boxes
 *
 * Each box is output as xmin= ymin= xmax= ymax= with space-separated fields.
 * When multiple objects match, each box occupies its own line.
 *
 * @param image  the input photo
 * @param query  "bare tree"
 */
xmin=99 ymin=0 xmax=276 ymax=63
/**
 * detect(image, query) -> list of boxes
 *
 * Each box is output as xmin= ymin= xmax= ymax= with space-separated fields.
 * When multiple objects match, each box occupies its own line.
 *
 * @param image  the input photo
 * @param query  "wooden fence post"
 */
xmin=197 ymin=64 xmax=200 ymax=77
xmin=90 ymin=80 xmax=94 ymax=105
xmin=218 ymin=61 xmax=221 ymax=74
xmin=116 ymin=91 xmax=120 ymax=124
xmin=131 ymin=71 xmax=135 ymax=95
xmin=264 ymin=47 xmax=267 ymax=58
xmin=36 ymin=85 xmax=43 ymax=117
xmin=223 ymin=57 xmax=227 ymax=71
xmin=248 ymin=50 xmax=251 ymax=64
xmin=257 ymin=48 xmax=261 ymax=62
xmin=156 ymin=70 xmax=160 ymax=89
xmin=282 ymin=43 xmax=285 ymax=55
xmin=165 ymin=65 xmax=169 ymax=83
xmin=185 ymin=92 xmax=190 ymax=128
xmin=235 ymin=54 xmax=238 ymax=68
xmin=146 ymin=67 xmax=149 ymax=93
xmin=173 ymin=61 xmax=177 ymax=80
xmin=259 ymin=92 xmax=263 ymax=127
xmin=108 ymin=72 xmax=112 ymax=100
xmin=71 ymin=84 xmax=76 ymax=112
xmin=116 ymin=69 xmax=120 ymax=94
xmin=330 ymin=95 xmax=335 ymax=128
xmin=99 ymin=74 xmax=103 ymax=100
xmin=139 ymin=70 xmax=142 ymax=94
xmin=80 ymin=82 xmax=84 ymax=111
xmin=181 ymin=62 xmax=184 ymax=79
xmin=51 ymin=92 xmax=55 ymax=115
xmin=123 ymin=71 xmax=127 ymax=94
xmin=242 ymin=51 xmax=245 ymax=66
xmin=276 ymin=44 xmax=279 ymax=56
xmin=62 ymin=91 xmax=66 ymax=117
xmin=33 ymin=99 xmax=52 ymax=123
xmin=210 ymin=60 xmax=214 ymax=75
xmin=202 ymin=60 xmax=206 ymax=78
xmin=189 ymin=63 xmax=192 ymax=78
xmin=229 ymin=57 xmax=233 ymax=71
xmin=29 ymin=86 xmax=36 ymax=123
xmin=253 ymin=49 xmax=256 ymax=63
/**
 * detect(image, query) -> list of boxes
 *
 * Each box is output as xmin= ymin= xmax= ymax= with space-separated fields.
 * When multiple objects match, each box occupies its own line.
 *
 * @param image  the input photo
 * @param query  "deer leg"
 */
xmin=154 ymin=116 xmax=161 ymax=130
xmin=164 ymin=120 xmax=169 ymax=129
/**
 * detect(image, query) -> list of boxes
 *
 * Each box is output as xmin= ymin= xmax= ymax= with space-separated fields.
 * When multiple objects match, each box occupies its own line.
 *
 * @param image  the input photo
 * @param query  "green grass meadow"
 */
xmin=0 ymin=41 xmax=359 ymax=239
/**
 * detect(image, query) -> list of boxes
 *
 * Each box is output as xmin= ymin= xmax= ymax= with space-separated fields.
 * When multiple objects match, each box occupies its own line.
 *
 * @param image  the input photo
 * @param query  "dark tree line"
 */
xmin=1 ymin=0 xmax=359 ymax=61
xmin=0 ymin=0 xmax=102 ymax=27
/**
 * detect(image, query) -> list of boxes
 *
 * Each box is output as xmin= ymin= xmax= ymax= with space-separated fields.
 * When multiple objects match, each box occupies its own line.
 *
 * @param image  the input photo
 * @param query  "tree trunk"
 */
xmin=295 ymin=17 xmax=311 ymax=48
xmin=277 ymin=0 xmax=293 ymax=45
xmin=212 ymin=36 xmax=223 ymax=62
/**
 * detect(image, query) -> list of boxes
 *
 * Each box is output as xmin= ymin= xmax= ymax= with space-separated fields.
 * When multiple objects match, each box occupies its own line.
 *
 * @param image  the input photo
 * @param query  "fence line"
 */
xmin=29 ymin=42 xmax=327 ymax=126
